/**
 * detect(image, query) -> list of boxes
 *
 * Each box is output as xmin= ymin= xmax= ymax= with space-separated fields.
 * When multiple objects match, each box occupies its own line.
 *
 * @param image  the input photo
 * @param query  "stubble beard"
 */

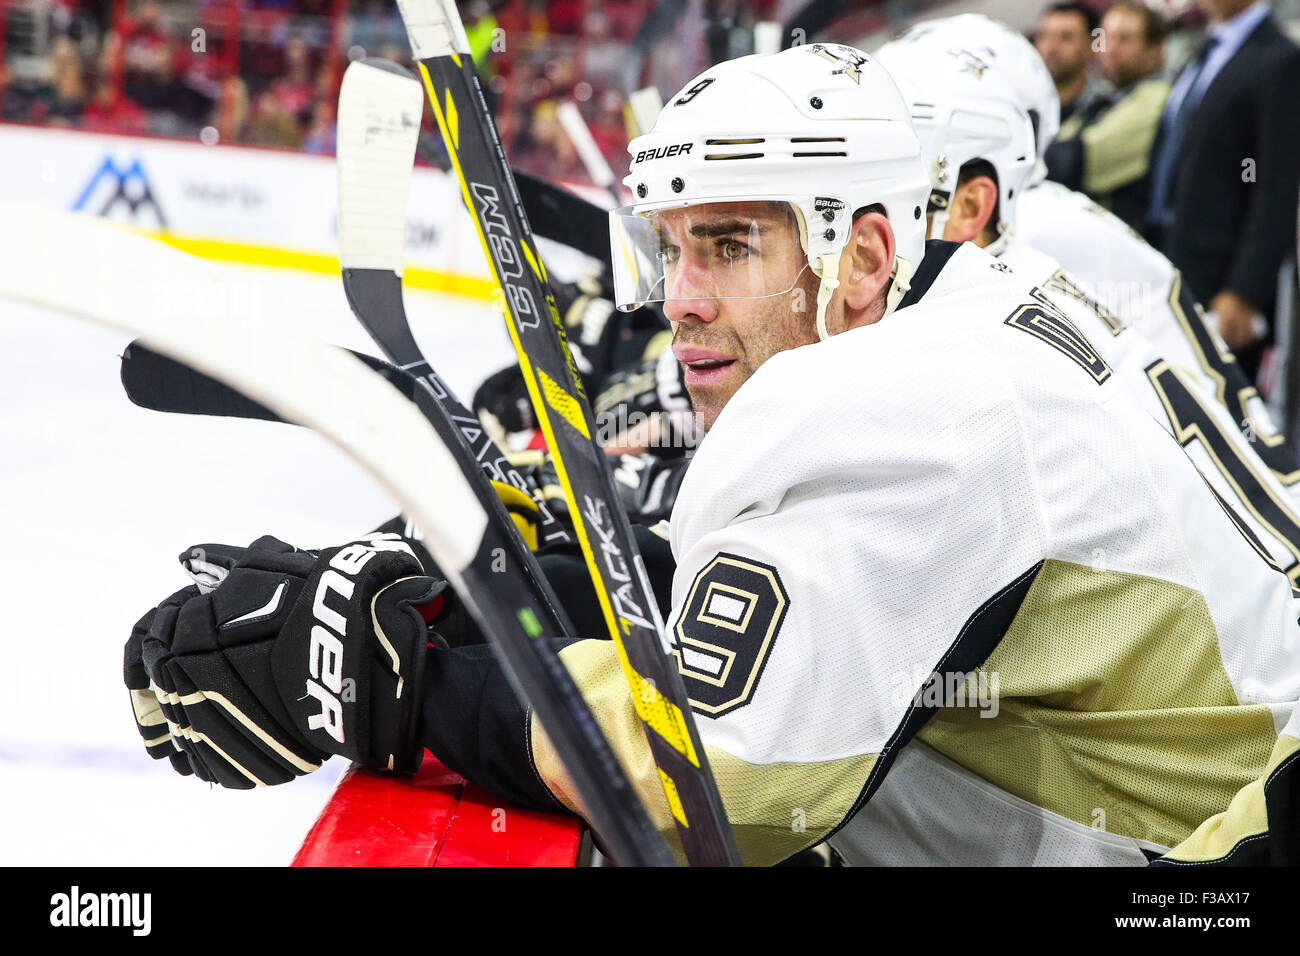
xmin=680 ymin=281 xmax=823 ymax=434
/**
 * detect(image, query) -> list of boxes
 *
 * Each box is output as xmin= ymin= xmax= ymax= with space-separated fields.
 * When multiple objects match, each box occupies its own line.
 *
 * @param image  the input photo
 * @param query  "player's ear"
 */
xmin=838 ymin=212 xmax=893 ymax=314
xmin=947 ymin=176 xmax=998 ymax=245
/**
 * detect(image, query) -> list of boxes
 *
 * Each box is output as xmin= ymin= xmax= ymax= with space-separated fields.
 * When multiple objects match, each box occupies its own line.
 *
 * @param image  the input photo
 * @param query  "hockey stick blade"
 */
xmin=123 ymin=333 xmax=578 ymax=696
xmin=122 ymin=340 xmax=413 ymax=422
xmin=556 ymin=101 xmax=620 ymax=206
xmin=126 ymin=325 xmax=574 ymax=655
xmin=2 ymin=202 xmax=673 ymax=867
xmin=396 ymin=0 xmax=740 ymax=864
xmin=512 ymin=168 xmax=612 ymax=265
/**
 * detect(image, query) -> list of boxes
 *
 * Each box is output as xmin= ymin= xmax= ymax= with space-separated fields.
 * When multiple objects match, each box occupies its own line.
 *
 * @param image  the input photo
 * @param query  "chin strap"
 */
xmin=884 ymin=253 xmax=914 ymax=318
xmin=982 ymin=219 xmax=1016 ymax=258
xmin=814 ymin=252 xmax=840 ymax=342
xmin=926 ymin=209 xmax=950 ymax=245
xmin=814 ymin=251 xmax=915 ymax=342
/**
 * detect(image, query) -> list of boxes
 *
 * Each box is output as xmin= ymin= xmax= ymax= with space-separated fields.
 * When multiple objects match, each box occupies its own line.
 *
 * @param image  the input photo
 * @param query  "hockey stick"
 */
xmin=119 ymin=339 xmax=510 ymax=432
xmin=121 ymin=340 xmax=414 ymax=423
xmin=412 ymin=134 xmax=614 ymax=266
xmin=512 ymin=168 xmax=613 ymax=265
xmin=626 ymin=86 xmax=663 ymax=139
xmin=396 ymin=0 xmax=740 ymax=865
xmin=555 ymin=101 xmax=620 ymax=206
xmin=337 ymin=58 xmax=570 ymax=549
xmin=1 ymin=202 xmax=673 ymax=867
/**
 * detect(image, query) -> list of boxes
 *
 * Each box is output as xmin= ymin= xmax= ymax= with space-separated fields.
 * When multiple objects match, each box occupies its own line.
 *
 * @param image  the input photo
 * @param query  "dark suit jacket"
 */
xmin=1157 ymin=14 xmax=1300 ymax=323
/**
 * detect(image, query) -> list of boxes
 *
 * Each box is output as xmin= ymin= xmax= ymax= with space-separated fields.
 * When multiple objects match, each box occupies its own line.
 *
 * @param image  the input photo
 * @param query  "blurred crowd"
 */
xmin=0 ymin=0 xmax=835 ymax=177
xmin=0 ymin=0 xmax=760 ymax=174
xmin=1033 ymin=0 xmax=1300 ymax=380
xmin=1 ymin=0 xmax=388 ymax=150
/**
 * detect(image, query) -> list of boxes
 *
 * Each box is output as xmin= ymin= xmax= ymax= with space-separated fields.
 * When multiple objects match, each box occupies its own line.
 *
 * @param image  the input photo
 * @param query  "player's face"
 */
xmin=661 ymin=202 xmax=821 ymax=432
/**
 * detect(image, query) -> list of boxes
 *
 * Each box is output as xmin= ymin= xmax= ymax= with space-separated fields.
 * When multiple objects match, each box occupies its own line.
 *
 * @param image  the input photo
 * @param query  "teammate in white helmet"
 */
xmin=865 ymin=32 xmax=1300 ymax=864
xmin=891 ymin=13 xmax=1300 ymax=498
xmin=123 ymin=42 xmax=1300 ymax=866
xmin=873 ymin=33 xmax=1300 ymax=591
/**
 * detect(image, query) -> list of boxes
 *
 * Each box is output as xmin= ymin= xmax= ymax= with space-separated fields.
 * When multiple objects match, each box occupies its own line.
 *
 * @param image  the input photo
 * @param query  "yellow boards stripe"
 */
xmin=539 ymin=368 xmax=591 ymax=440
xmin=141 ymin=232 xmax=496 ymax=299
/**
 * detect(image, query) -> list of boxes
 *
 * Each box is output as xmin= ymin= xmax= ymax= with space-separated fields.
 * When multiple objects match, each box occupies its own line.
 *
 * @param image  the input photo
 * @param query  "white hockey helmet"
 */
xmin=895 ymin=15 xmax=1059 ymax=179
xmin=874 ymin=37 xmax=1038 ymax=254
xmin=611 ymin=43 xmax=929 ymax=341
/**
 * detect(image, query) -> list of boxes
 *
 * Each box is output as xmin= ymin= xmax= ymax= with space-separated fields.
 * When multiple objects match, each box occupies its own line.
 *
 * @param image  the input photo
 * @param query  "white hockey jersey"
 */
xmin=527 ymin=241 xmax=1300 ymax=866
xmin=1017 ymin=179 xmax=1300 ymax=494
xmin=1001 ymin=239 xmax=1300 ymax=587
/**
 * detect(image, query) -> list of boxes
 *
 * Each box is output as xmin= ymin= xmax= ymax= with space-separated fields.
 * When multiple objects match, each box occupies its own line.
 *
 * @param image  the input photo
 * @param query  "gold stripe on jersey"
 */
xmin=1146 ymin=359 xmax=1300 ymax=585
xmin=918 ymin=560 xmax=1278 ymax=849
xmin=1044 ymin=269 xmax=1126 ymax=336
xmin=1160 ymin=732 xmax=1300 ymax=864
xmin=1166 ymin=271 xmax=1300 ymax=483
xmin=531 ymin=638 xmax=875 ymax=865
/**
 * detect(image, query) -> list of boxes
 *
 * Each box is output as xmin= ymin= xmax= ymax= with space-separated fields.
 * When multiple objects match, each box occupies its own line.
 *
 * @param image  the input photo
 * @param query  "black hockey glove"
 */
xmin=124 ymin=533 xmax=445 ymax=788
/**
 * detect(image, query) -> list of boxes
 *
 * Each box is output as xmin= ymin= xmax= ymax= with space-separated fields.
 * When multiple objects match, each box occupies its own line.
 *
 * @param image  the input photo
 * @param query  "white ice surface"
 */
xmin=0 ymin=262 xmax=512 ymax=865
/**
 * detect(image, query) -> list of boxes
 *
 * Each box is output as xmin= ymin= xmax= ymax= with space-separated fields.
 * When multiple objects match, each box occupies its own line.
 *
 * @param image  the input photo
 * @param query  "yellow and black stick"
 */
xmin=396 ymin=0 xmax=740 ymax=865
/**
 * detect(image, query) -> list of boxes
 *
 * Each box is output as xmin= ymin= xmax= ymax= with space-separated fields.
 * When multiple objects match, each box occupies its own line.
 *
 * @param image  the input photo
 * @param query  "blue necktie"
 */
xmin=1147 ymin=36 xmax=1220 ymax=228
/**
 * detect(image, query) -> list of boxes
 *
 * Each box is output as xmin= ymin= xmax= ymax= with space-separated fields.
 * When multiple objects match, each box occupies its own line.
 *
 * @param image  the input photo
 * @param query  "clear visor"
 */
xmin=610 ymin=201 xmax=811 ymax=312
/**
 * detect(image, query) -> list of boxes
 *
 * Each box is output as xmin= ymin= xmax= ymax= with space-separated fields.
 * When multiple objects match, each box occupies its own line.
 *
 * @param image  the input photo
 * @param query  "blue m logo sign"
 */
xmin=71 ymin=156 xmax=169 ymax=229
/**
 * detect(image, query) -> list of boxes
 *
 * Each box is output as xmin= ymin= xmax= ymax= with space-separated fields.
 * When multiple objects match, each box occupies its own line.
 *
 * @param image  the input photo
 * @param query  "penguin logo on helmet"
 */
xmin=808 ymin=44 xmax=869 ymax=85
xmin=947 ymin=48 xmax=991 ymax=79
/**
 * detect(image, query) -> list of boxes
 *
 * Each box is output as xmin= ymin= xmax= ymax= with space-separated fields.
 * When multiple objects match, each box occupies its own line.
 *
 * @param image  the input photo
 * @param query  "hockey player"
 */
xmin=124 ymin=44 xmax=1300 ymax=865
xmin=895 ymin=13 xmax=1300 ymax=496
xmin=872 ymin=34 xmax=1300 ymax=589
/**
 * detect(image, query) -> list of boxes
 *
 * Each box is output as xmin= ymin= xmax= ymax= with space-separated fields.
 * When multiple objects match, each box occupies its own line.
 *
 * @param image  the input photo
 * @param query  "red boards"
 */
xmin=292 ymin=753 xmax=584 ymax=867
